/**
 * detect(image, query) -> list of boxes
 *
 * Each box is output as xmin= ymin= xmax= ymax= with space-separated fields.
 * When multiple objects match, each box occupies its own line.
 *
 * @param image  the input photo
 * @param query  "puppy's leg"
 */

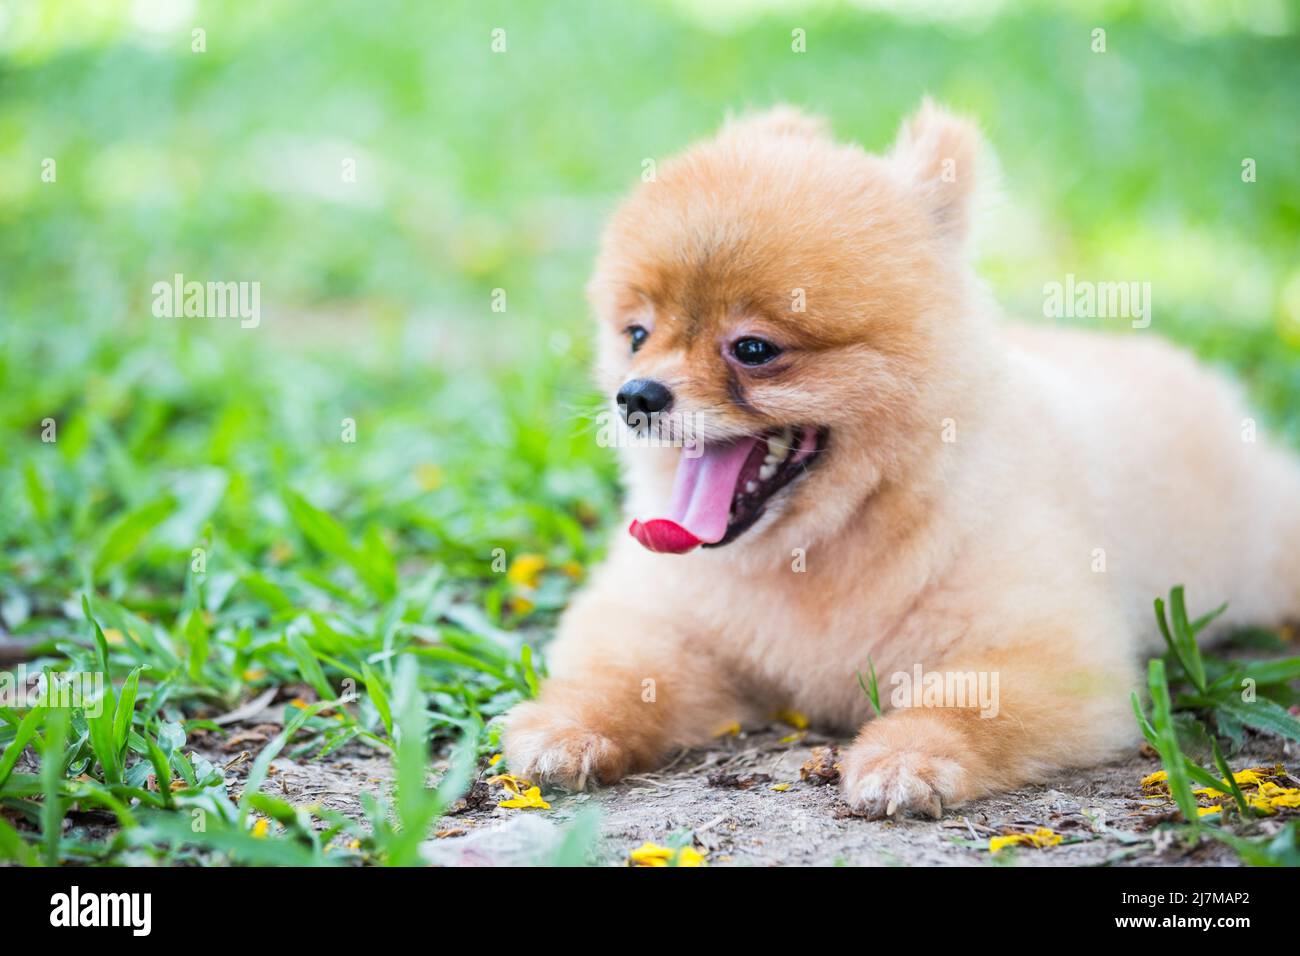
xmin=840 ymin=632 xmax=1137 ymax=818
xmin=502 ymin=593 xmax=741 ymax=789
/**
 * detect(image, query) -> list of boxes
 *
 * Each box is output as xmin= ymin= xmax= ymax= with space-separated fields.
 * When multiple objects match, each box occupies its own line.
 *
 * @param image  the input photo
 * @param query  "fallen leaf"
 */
xmin=800 ymin=746 xmax=841 ymax=786
xmin=221 ymin=729 xmax=270 ymax=751
xmin=212 ymin=686 xmax=278 ymax=726
xmin=706 ymin=770 xmax=772 ymax=790
xmin=445 ymin=779 xmax=491 ymax=815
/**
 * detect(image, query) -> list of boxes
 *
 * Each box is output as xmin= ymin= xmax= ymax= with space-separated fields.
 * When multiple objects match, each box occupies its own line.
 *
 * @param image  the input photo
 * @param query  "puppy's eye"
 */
xmin=732 ymin=337 xmax=782 ymax=366
xmin=627 ymin=325 xmax=649 ymax=354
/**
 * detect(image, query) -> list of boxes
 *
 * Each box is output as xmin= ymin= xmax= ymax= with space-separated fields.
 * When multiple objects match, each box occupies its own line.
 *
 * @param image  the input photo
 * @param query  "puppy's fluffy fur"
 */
xmin=503 ymin=103 xmax=1300 ymax=815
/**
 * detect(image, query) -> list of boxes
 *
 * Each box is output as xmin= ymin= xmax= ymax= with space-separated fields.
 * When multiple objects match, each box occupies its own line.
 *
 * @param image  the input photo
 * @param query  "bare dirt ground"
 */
xmin=198 ymin=711 xmax=1297 ymax=867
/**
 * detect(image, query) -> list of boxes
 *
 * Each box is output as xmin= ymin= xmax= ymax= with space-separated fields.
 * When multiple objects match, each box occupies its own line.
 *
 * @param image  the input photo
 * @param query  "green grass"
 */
xmin=1 ymin=0 xmax=1299 ymax=865
xmin=1132 ymin=588 xmax=1300 ymax=865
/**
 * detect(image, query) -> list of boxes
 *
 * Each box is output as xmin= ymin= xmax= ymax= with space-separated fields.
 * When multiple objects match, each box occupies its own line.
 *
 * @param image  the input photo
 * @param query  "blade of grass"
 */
xmin=286 ymin=631 xmax=335 ymax=701
xmin=0 ymin=703 xmax=47 ymax=790
xmin=857 ymin=657 xmax=882 ymax=717
xmin=0 ymin=815 xmax=34 ymax=865
xmin=113 ymin=666 xmax=144 ymax=754
xmin=1146 ymin=659 xmax=1200 ymax=824
xmin=361 ymin=662 xmax=393 ymax=738
xmin=1168 ymin=587 xmax=1207 ymax=692
xmin=519 ymin=644 xmax=539 ymax=699
xmin=41 ymin=706 xmax=69 ymax=866
xmin=1209 ymin=737 xmax=1252 ymax=818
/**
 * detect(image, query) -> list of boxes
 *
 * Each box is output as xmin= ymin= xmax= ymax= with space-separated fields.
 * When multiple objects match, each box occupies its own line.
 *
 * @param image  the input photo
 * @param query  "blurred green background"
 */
xmin=0 ymin=0 xmax=1299 ymax=847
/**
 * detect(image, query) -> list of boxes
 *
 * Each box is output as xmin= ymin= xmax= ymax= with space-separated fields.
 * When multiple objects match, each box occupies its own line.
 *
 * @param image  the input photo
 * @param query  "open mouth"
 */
xmin=628 ymin=425 xmax=826 ymax=554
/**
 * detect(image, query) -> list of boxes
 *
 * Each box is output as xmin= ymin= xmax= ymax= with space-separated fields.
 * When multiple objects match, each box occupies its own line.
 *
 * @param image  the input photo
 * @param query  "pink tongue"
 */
xmin=629 ymin=438 xmax=760 ymax=554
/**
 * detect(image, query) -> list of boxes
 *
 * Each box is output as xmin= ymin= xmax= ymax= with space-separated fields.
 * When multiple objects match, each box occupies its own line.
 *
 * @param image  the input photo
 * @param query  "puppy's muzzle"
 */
xmin=617 ymin=378 xmax=673 ymax=428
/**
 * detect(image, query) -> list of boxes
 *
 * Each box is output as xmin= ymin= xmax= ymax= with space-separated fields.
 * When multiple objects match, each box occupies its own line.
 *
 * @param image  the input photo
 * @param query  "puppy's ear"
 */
xmin=721 ymin=105 xmax=830 ymax=143
xmin=890 ymin=99 xmax=982 ymax=242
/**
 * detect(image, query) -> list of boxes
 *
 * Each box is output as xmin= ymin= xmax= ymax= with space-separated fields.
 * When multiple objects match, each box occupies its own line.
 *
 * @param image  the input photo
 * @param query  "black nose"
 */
xmin=617 ymin=378 xmax=673 ymax=423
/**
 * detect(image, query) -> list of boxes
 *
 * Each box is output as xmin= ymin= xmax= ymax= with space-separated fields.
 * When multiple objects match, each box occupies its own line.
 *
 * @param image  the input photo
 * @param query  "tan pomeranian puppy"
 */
xmin=502 ymin=102 xmax=1300 ymax=817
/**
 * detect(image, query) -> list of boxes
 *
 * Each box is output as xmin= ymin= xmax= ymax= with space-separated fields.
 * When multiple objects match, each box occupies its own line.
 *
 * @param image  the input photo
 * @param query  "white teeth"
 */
xmin=745 ymin=481 xmax=757 ymax=493
xmin=759 ymin=463 xmax=777 ymax=481
xmin=767 ymin=427 xmax=793 ymax=462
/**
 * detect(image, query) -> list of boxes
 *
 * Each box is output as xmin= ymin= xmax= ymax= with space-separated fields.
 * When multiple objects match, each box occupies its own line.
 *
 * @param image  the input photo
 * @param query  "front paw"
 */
xmin=501 ymin=701 xmax=634 ymax=790
xmin=839 ymin=741 xmax=968 ymax=820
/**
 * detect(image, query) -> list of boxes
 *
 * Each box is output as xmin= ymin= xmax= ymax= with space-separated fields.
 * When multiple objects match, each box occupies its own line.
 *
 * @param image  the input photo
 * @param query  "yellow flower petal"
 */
xmin=1029 ymin=826 xmax=1062 ymax=848
xmin=1266 ymin=786 xmax=1300 ymax=806
xmin=251 ymin=817 xmax=269 ymax=838
xmin=488 ymin=753 xmax=502 ymax=766
xmin=989 ymin=827 xmax=1061 ymax=854
xmin=498 ymin=785 xmax=550 ymax=810
xmin=712 ymin=721 xmax=741 ymax=738
xmin=507 ymin=553 xmax=547 ymax=589
xmin=771 ymin=783 xmax=791 ymax=792
xmin=1140 ymin=770 xmax=1168 ymax=788
xmin=772 ymin=709 xmax=809 ymax=730
xmin=415 ymin=463 xmax=443 ymax=491
xmin=674 ymin=846 xmax=708 ymax=867
xmin=627 ymin=842 xmax=707 ymax=867
xmin=628 ymin=842 xmax=674 ymax=866
xmin=1197 ymin=804 xmax=1223 ymax=816
xmin=487 ymin=773 xmax=530 ymax=795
